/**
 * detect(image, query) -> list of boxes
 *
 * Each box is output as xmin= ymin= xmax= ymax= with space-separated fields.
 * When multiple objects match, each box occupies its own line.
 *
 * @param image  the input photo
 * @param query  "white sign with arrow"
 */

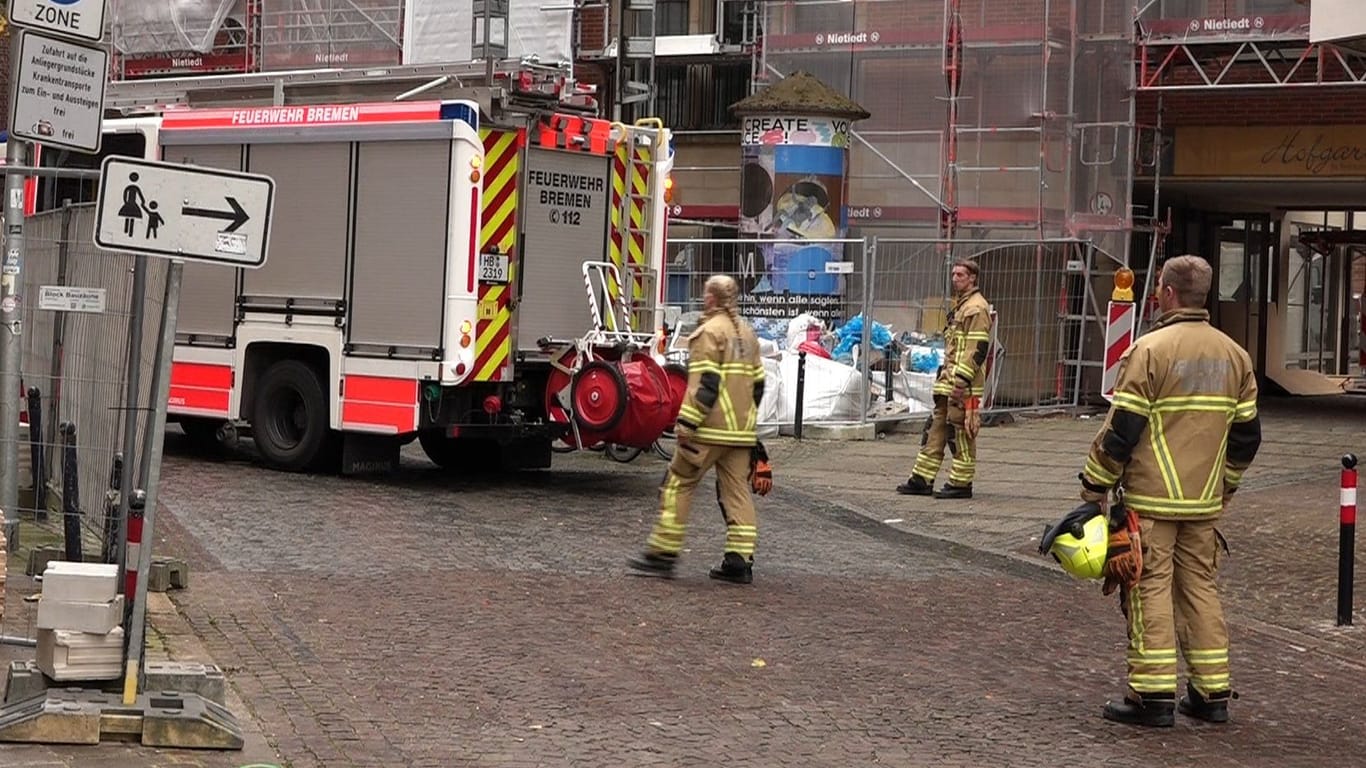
xmin=93 ymin=157 xmax=275 ymax=268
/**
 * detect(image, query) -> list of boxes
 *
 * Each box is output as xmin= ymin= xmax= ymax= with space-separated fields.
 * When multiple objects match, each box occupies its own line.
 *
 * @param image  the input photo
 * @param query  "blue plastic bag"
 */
xmin=909 ymin=347 xmax=942 ymax=373
xmin=830 ymin=314 xmax=893 ymax=362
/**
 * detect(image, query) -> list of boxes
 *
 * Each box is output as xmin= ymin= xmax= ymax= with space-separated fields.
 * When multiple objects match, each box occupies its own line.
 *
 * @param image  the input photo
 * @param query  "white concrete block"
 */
xmin=36 ymin=627 xmax=125 ymax=682
xmin=36 ymin=594 xmax=125 ymax=634
xmin=40 ymin=561 xmax=118 ymax=603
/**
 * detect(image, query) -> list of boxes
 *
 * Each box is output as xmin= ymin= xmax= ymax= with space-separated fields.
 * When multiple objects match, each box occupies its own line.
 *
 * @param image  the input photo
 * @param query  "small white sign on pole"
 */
xmin=93 ymin=157 xmax=276 ymax=268
xmin=6 ymin=0 xmax=107 ymax=43
xmin=8 ymin=30 xmax=108 ymax=154
xmin=38 ymin=285 xmax=106 ymax=313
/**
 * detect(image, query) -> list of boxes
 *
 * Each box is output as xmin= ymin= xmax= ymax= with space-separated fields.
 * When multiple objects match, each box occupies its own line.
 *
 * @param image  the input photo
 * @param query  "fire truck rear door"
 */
xmin=518 ymin=146 xmax=612 ymax=350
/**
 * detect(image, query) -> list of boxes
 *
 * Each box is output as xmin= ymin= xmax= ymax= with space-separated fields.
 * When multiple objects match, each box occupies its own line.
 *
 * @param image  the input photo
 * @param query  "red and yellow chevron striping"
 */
xmin=474 ymin=128 xmax=523 ymax=382
xmin=609 ymin=139 xmax=652 ymax=322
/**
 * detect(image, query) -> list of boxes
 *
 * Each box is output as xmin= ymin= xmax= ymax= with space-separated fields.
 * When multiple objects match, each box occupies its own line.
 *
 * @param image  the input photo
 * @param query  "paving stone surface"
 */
xmin=1 ymin=395 xmax=1363 ymax=767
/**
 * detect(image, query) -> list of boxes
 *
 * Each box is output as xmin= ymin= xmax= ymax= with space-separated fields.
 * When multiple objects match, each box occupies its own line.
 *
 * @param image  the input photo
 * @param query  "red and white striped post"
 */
xmin=1101 ymin=268 xmax=1137 ymax=402
xmin=124 ymin=490 xmax=146 ymax=602
xmin=1339 ymin=453 xmax=1357 ymax=627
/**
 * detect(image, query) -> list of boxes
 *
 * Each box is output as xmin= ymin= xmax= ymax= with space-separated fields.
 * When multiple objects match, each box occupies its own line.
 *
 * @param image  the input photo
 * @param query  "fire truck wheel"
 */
xmin=252 ymin=360 xmax=331 ymax=472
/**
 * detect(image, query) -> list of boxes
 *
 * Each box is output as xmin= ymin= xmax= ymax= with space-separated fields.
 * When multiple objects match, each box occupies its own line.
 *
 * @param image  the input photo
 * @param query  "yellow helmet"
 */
xmin=1038 ymin=502 xmax=1109 ymax=580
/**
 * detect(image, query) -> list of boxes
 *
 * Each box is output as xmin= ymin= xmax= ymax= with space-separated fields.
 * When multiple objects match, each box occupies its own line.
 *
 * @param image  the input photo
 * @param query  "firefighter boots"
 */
xmin=896 ymin=475 xmax=934 ymax=496
xmin=709 ymin=552 xmax=753 ymax=584
xmin=1178 ymin=683 xmax=1232 ymax=723
xmin=934 ymin=483 xmax=973 ymax=499
xmin=628 ymin=551 xmax=678 ymax=579
xmin=1102 ymin=692 xmax=1175 ymax=728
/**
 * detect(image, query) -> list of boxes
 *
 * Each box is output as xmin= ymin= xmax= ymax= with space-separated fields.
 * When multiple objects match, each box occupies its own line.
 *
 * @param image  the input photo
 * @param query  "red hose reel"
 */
xmin=545 ymin=349 xmax=684 ymax=449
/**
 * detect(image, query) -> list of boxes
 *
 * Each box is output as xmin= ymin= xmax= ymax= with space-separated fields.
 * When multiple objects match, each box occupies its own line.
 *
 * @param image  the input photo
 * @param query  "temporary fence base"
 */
xmin=0 ymin=687 xmax=242 ymax=749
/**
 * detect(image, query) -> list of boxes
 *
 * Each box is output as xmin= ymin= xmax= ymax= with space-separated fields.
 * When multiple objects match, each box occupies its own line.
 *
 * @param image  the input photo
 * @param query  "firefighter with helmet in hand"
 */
xmin=1043 ymin=255 xmax=1261 ymax=728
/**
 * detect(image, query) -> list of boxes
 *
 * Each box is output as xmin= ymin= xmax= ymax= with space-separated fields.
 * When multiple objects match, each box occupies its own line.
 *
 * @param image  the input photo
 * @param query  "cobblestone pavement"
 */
xmin=3 ymin=396 xmax=1365 ymax=766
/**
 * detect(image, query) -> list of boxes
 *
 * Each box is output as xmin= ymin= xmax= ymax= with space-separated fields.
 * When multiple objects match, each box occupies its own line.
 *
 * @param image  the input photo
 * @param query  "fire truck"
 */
xmin=26 ymin=62 xmax=683 ymax=473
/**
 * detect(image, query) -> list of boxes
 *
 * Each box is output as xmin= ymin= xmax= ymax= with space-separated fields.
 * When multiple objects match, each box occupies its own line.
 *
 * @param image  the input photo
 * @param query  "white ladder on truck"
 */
xmin=610 ymin=119 xmax=666 ymax=336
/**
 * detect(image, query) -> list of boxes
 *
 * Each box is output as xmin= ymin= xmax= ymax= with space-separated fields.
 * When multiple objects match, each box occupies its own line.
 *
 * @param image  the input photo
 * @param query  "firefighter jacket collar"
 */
xmin=1149 ymin=307 xmax=1210 ymax=330
xmin=954 ymin=287 xmax=982 ymax=304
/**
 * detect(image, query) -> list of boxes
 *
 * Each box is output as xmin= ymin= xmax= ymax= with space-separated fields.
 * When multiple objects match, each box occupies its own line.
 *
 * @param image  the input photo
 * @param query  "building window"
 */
xmin=655 ymin=61 xmax=751 ymax=131
xmin=657 ymin=0 xmax=688 ymax=35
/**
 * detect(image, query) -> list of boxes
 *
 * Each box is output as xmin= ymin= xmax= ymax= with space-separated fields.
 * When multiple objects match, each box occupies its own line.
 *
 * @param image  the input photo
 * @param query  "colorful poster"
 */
xmin=735 ymin=115 xmax=851 ymax=323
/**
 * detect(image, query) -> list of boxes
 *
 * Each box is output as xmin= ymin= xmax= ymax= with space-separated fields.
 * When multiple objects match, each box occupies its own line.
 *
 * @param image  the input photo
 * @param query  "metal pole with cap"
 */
xmin=0 ymin=29 xmax=29 ymax=551
xmin=1339 ymin=453 xmax=1357 ymax=627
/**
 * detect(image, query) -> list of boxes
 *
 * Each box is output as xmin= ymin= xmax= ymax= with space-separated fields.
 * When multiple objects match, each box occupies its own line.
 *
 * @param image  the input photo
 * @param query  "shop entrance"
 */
xmin=1206 ymin=213 xmax=1274 ymax=382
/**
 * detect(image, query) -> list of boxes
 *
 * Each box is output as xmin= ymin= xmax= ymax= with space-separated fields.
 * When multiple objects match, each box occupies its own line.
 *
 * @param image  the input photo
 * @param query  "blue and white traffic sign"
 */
xmin=7 ymin=0 xmax=107 ymax=43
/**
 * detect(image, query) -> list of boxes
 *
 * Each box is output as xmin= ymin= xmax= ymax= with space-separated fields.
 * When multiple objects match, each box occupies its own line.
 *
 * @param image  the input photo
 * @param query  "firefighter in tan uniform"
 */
xmin=897 ymin=259 xmax=992 ymax=499
xmin=1078 ymin=255 xmax=1261 ymax=727
xmin=629 ymin=275 xmax=767 ymax=584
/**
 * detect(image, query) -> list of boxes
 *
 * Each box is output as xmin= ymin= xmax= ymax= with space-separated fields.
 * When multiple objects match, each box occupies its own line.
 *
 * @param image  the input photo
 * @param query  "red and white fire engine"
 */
xmin=25 ymin=65 xmax=685 ymax=473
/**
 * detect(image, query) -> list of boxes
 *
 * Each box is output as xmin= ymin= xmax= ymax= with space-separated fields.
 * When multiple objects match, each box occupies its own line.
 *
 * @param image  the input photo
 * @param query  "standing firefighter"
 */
xmin=897 ymin=259 xmax=992 ymax=499
xmin=629 ymin=275 xmax=767 ymax=584
xmin=1077 ymin=255 xmax=1261 ymax=728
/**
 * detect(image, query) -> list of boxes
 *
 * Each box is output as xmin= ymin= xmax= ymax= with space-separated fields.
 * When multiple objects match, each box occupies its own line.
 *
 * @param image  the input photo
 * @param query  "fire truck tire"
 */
xmin=251 ymin=360 xmax=331 ymax=472
xmin=417 ymin=430 xmax=462 ymax=469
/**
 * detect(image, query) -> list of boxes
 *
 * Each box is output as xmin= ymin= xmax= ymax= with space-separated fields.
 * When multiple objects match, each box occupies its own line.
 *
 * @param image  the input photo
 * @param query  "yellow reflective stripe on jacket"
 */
xmin=693 ymin=426 xmax=757 ymax=445
xmin=1085 ymin=456 xmax=1120 ymax=487
xmin=1150 ymin=395 xmax=1237 ymax=413
xmin=718 ymin=387 xmax=739 ymax=431
xmin=1224 ymin=466 xmax=1245 ymax=487
xmin=1122 ymin=493 xmax=1223 ymax=516
xmin=1200 ymin=426 xmax=1231 ymax=500
xmin=1234 ymin=398 xmax=1257 ymax=421
xmin=678 ymin=403 xmax=705 ymax=425
xmin=1111 ymin=391 xmax=1149 ymax=414
xmin=1147 ymin=413 xmax=1184 ymax=499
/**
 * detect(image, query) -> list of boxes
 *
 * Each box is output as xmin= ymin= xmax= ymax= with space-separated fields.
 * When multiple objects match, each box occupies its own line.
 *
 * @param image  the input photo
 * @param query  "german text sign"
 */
xmin=8 ymin=30 xmax=107 ymax=154
xmin=7 ymin=0 xmax=107 ymax=43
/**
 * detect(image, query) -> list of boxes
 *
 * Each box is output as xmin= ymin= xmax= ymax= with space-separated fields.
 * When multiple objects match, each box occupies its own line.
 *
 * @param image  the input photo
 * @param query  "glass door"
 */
xmin=1208 ymin=214 xmax=1272 ymax=369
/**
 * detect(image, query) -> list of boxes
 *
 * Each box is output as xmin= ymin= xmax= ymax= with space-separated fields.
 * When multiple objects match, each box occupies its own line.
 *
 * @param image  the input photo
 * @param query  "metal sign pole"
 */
xmin=1 ymin=28 xmax=30 ymax=551
xmin=121 ymin=260 xmax=182 ymax=705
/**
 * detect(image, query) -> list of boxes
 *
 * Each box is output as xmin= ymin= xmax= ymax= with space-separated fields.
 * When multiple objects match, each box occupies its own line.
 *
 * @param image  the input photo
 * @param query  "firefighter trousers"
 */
xmin=1124 ymin=517 xmax=1229 ymax=699
xmin=911 ymin=395 xmax=976 ymax=487
xmin=647 ymin=441 xmax=757 ymax=559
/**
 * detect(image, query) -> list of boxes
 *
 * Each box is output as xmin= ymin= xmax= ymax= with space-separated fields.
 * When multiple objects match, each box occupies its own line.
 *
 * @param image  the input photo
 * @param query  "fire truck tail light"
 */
xmin=663 ymin=174 xmax=675 ymax=204
xmin=460 ymin=334 xmax=472 ymax=348
xmin=470 ymin=169 xmax=481 ymax=183
xmin=460 ymin=320 xmax=473 ymax=334
xmin=455 ymin=362 xmax=467 ymax=376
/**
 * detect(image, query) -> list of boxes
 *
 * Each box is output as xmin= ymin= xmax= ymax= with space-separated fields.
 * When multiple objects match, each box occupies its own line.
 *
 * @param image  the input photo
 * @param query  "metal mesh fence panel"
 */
xmin=665 ymin=237 xmax=879 ymax=430
xmin=3 ymin=199 xmax=167 ymax=645
xmin=867 ymin=237 xmax=1089 ymax=412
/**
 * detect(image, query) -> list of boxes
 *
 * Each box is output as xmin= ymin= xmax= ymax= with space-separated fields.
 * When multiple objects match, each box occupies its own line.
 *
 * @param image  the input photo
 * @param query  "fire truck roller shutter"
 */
xmin=161 ymin=144 xmax=244 ymax=345
xmin=519 ymin=148 xmax=613 ymax=348
xmin=348 ymin=140 xmax=450 ymax=350
xmin=243 ymin=142 xmax=350 ymax=302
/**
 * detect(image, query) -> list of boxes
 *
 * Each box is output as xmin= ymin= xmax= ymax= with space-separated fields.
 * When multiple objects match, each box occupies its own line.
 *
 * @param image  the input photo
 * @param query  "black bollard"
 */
xmin=60 ymin=422 xmax=82 ymax=562
xmin=794 ymin=350 xmax=807 ymax=440
xmin=884 ymin=343 xmax=896 ymax=403
xmin=1339 ymin=453 xmax=1357 ymax=627
xmin=26 ymin=387 xmax=45 ymax=518
xmin=102 ymin=453 xmax=124 ymax=565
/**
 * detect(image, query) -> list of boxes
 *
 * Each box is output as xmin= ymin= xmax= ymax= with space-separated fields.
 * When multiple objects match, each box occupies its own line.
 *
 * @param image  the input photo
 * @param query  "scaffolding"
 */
xmin=111 ymin=0 xmax=404 ymax=78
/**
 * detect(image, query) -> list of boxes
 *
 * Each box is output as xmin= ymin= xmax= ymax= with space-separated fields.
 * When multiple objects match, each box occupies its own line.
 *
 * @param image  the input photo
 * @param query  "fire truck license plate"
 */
xmin=478 ymin=252 xmax=509 ymax=284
